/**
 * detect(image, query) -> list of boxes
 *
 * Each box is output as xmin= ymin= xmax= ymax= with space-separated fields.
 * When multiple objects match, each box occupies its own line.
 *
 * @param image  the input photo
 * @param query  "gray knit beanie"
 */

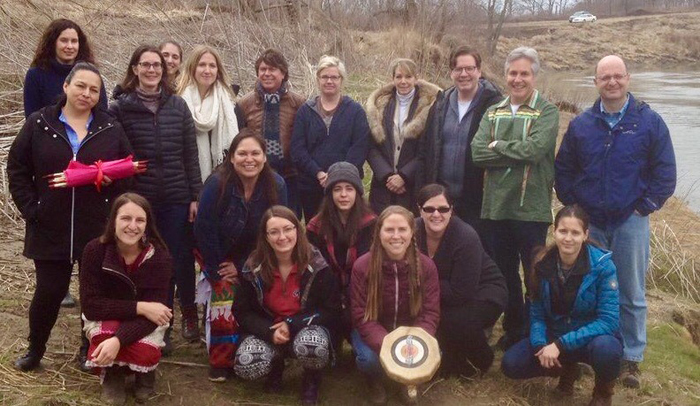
xmin=325 ymin=161 xmax=364 ymax=195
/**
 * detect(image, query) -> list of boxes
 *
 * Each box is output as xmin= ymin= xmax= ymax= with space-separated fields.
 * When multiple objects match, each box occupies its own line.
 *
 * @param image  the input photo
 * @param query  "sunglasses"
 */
xmin=421 ymin=206 xmax=451 ymax=214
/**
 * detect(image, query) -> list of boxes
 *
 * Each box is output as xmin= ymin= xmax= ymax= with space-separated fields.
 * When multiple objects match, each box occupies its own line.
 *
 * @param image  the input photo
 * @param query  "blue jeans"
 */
xmin=351 ymin=330 xmax=383 ymax=378
xmin=153 ymin=204 xmax=196 ymax=310
xmin=589 ymin=213 xmax=649 ymax=362
xmin=501 ymin=336 xmax=622 ymax=383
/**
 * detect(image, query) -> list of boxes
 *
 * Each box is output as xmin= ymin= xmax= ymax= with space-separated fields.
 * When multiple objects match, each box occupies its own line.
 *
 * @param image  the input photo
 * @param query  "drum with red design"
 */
xmin=379 ymin=326 xmax=441 ymax=389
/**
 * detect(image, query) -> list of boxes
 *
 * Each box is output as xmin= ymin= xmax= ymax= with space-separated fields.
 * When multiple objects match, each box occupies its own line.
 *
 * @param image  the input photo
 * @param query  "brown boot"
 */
xmin=134 ymin=371 xmax=156 ymax=403
xmin=101 ymin=367 xmax=126 ymax=405
xmin=556 ymin=362 xmax=581 ymax=395
xmin=180 ymin=304 xmax=200 ymax=342
xmin=588 ymin=379 xmax=615 ymax=406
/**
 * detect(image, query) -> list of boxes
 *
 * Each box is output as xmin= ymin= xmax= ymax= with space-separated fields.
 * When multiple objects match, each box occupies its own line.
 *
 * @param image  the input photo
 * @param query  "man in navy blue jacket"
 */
xmin=555 ymin=55 xmax=676 ymax=389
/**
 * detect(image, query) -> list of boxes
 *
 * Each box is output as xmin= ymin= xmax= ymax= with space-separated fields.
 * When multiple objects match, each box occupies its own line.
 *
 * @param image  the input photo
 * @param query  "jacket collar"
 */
xmin=38 ymin=103 xmax=117 ymax=138
xmin=366 ymin=80 xmax=441 ymax=143
xmin=591 ymin=93 xmax=643 ymax=123
xmin=496 ymin=89 xmax=540 ymax=110
xmin=102 ymin=242 xmax=156 ymax=275
xmin=536 ymin=244 xmax=590 ymax=279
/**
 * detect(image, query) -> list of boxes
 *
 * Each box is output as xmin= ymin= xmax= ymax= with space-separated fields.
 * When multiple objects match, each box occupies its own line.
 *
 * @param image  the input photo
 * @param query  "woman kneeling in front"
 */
xmin=80 ymin=193 xmax=172 ymax=405
xmin=234 ymin=206 xmax=341 ymax=406
xmin=351 ymin=205 xmax=440 ymax=405
xmin=501 ymin=205 xmax=622 ymax=406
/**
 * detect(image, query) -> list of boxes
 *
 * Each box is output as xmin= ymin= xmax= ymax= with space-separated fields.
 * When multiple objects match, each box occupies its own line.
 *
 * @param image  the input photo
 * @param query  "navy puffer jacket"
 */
xmin=109 ymin=89 xmax=202 ymax=205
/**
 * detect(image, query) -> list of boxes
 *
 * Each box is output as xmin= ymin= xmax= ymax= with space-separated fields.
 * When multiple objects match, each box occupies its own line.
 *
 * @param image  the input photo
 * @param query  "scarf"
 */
xmin=181 ymin=81 xmax=239 ymax=181
xmin=257 ymin=81 xmax=287 ymax=173
xmin=135 ymin=87 xmax=161 ymax=114
xmin=392 ymin=88 xmax=415 ymax=168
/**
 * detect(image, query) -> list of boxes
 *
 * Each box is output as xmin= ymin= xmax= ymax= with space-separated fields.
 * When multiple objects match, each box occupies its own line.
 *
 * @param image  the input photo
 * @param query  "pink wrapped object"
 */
xmin=46 ymin=155 xmax=147 ymax=192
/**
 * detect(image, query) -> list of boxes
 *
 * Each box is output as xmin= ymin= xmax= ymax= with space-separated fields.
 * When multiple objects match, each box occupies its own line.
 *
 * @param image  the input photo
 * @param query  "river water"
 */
xmin=553 ymin=71 xmax=700 ymax=212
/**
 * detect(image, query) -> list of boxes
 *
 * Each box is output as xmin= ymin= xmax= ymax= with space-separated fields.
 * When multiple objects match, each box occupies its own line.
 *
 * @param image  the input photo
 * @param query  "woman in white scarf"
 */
xmin=178 ymin=45 xmax=238 ymax=182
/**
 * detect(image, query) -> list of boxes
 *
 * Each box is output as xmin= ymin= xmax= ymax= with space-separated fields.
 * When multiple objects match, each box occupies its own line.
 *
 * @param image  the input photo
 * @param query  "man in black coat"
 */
xmin=418 ymin=46 xmax=502 ymax=252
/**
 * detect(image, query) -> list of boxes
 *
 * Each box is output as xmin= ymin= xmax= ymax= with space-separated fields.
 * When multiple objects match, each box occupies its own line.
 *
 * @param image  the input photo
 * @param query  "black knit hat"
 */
xmin=325 ymin=161 xmax=364 ymax=196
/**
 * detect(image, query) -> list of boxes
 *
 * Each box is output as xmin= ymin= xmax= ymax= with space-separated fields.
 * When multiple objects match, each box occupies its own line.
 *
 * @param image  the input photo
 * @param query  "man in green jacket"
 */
xmin=471 ymin=47 xmax=559 ymax=349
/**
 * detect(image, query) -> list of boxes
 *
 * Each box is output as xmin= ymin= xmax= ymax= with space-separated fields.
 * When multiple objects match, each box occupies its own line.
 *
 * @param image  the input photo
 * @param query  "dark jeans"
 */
xmin=437 ymin=300 xmax=503 ymax=376
xmin=501 ymin=336 xmax=623 ymax=383
xmin=299 ymin=184 xmax=324 ymax=222
xmin=485 ymin=219 xmax=549 ymax=339
xmin=153 ymin=204 xmax=196 ymax=310
xmin=351 ymin=329 xmax=383 ymax=378
xmin=28 ymin=260 xmax=73 ymax=355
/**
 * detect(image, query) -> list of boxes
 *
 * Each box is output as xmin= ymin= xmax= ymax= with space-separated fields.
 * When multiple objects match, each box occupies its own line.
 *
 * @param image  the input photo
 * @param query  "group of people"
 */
xmin=8 ymin=17 xmax=676 ymax=406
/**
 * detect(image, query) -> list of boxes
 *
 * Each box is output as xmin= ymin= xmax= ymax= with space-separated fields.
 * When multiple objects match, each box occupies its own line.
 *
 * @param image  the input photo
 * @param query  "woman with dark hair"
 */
xmin=236 ymin=48 xmax=306 ymax=214
xmin=306 ymin=161 xmax=375 ymax=347
xmin=415 ymin=184 xmax=506 ymax=377
xmin=109 ymin=44 xmax=202 ymax=353
xmin=159 ymin=40 xmax=183 ymax=85
xmin=234 ymin=205 xmax=341 ymax=406
xmin=9 ymin=62 xmax=133 ymax=372
xmin=366 ymin=58 xmax=440 ymax=214
xmin=177 ymin=45 xmax=238 ymax=182
xmin=351 ymin=205 xmax=440 ymax=405
xmin=24 ymin=18 xmax=107 ymax=117
xmin=80 ymin=193 xmax=172 ymax=405
xmin=194 ymin=129 xmax=287 ymax=382
xmin=501 ymin=205 xmax=622 ymax=406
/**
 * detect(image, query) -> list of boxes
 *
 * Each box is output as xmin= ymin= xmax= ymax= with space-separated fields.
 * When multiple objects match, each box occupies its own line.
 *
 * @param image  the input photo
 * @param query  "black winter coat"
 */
xmin=418 ymin=80 xmax=502 ymax=221
xmin=109 ymin=89 xmax=201 ymax=205
xmin=416 ymin=216 xmax=507 ymax=310
xmin=8 ymin=103 xmax=133 ymax=261
xmin=235 ymin=247 xmax=342 ymax=343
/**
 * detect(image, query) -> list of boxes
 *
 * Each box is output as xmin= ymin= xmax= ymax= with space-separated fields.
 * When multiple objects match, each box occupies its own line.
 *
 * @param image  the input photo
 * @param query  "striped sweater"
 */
xmin=470 ymin=90 xmax=559 ymax=222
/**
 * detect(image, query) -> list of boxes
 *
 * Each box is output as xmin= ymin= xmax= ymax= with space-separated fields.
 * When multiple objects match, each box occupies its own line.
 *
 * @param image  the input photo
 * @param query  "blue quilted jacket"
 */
xmin=530 ymin=244 xmax=619 ymax=352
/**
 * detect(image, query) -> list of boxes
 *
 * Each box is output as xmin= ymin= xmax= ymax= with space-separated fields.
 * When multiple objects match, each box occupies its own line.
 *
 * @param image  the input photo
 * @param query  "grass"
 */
xmin=641 ymin=321 xmax=700 ymax=404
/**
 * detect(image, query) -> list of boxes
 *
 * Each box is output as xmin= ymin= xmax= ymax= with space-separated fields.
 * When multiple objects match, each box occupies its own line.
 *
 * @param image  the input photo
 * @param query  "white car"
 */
xmin=569 ymin=12 xmax=597 ymax=23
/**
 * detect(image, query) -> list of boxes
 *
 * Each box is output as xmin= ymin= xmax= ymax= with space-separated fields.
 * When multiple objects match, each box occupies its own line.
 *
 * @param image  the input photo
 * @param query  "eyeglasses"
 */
xmin=319 ymin=75 xmax=341 ymax=82
xmin=595 ymin=73 xmax=628 ymax=83
xmin=421 ymin=206 xmax=451 ymax=214
xmin=137 ymin=62 xmax=163 ymax=71
xmin=266 ymin=225 xmax=297 ymax=238
xmin=452 ymin=66 xmax=478 ymax=74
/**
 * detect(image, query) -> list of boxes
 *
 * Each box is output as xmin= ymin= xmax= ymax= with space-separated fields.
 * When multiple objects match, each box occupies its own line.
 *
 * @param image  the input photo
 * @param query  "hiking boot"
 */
xmin=398 ymin=384 xmax=419 ymax=405
xmin=161 ymin=327 xmax=173 ymax=357
xmin=61 ymin=292 xmax=76 ymax=308
xmin=301 ymin=369 xmax=321 ymax=406
xmin=265 ymin=359 xmax=285 ymax=393
xmin=208 ymin=367 xmax=231 ymax=383
xmin=14 ymin=351 xmax=42 ymax=372
xmin=366 ymin=377 xmax=387 ymax=405
xmin=78 ymin=342 xmax=91 ymax=373
xmin=588 ymin=378 xmax=615 ymax=406
xmin=620 ymin=360 xmax=641 ymax=388
xmin=555 ymin=362 xmax=581 ymax=395
xmin=180 ymin=304 xmax=200 ymax=342
xmin=134 ymin=371 xmax=156 ymax=403
xmin=102 ymin=367 xmax=126 ymax=405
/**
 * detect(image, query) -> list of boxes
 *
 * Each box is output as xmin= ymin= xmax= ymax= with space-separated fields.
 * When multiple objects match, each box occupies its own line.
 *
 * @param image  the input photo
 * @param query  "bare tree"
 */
xmin=485 ymin=0 xmax=513 ymax=56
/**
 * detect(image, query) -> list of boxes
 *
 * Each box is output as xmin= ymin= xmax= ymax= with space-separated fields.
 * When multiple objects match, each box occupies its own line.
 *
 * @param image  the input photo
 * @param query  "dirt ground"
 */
xmin=1 ymin=209 xmax=699 ymax=406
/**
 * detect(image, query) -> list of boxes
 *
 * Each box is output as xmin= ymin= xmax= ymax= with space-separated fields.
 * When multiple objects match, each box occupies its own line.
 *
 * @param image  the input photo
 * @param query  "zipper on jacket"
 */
xmin=102 ymin=266 xmax=138 ymax=297
xmin=42 ymin=115 xmax=111 ymax=263
xmin=393 ymin=263 xmax=399 ymax=330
